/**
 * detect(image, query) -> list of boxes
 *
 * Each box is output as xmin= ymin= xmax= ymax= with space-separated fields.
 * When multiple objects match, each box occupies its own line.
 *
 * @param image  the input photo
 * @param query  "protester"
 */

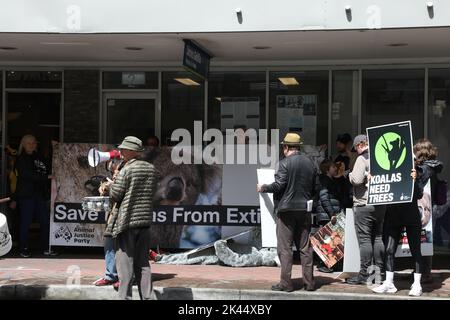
xmin=316 ymin=159 xmax=343 ymax=273
xmin=145 ymin=135 xmax=160 ymax=148
xmin=346 ymin=134 xmax=386 ymax=285
xmin=257 ymin=132 xmax=317 ymax=292
xmin=372 ymin=139 xmax=443 ymax=296
xmin=9 ymin=134 xmax=57 ymax=258
xmin=104 ymin=136 xmax=157 ymax=300
xmin=415 ymin=139 xmax=444 ymax=283
xmin=93 ymin=160 xmax=125 ymax=288
xmin=334 ymin=133 xmax=357 ymax=171
xmin=334 ymin=133 xmax=355 ymax=209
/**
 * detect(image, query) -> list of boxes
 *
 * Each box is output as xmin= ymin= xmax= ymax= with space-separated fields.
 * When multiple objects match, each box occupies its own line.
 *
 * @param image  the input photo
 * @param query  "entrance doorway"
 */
xmin=3 ymin=92 xmax=61 ymax=250
xmin=102 ymin=92 xmax=158 ymax=145
xmin=6 ymin=92 xmax=61 ymax=162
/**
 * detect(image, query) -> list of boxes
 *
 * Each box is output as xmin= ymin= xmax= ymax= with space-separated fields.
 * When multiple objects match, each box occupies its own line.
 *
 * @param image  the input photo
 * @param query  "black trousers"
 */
xmin=276 ymin=211 xmax=314 ymax=290
xmin=385 ymin=225 xmax=424 ymax=273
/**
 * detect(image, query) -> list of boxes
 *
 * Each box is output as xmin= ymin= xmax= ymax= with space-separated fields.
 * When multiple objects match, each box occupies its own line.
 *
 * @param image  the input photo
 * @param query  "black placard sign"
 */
xmin=366 ymin=121 xmax=414 ymax=205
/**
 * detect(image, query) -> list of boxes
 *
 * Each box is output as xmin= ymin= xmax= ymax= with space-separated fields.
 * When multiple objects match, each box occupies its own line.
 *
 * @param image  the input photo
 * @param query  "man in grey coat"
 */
xmin=346 ymin=134 xmax=386 ymax=285
xmin=106 ymin=136 xmax=157 ymax=300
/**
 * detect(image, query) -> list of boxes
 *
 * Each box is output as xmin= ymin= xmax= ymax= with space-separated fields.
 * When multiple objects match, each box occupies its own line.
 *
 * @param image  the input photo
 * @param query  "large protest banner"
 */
xmin=366 ymin=121 xmax=414 ymax=205
xmin=50 ymin=143 xmax=262 ymax=248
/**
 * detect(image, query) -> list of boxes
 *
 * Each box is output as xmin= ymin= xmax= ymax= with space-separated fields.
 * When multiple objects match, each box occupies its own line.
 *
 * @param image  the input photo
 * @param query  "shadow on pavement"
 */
xmin=291 ymin=276 xmax=342 ymax=290
xmin=154 ymin=287 xmax=194 ymax=300
xmin=152 ymin=273 xmax=177 ymax=282
xmin=0 ymin=284 xmax=49 ymax=300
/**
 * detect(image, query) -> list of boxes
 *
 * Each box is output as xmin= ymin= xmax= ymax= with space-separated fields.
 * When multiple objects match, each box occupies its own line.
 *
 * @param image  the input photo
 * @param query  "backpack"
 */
xmin=434 ymin=178 xmax=448 ymax=206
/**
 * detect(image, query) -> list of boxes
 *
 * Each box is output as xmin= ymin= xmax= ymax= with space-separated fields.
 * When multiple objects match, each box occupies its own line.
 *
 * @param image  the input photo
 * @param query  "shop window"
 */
xmin=0 ymin=73 xmax=3 ymax=196
xmin=269 ymin=71 xmax=328 ymax=146
xmin=6 ymin=71 xmax=62 ymax=89
xmin=161 ymin=72 xmax=204 ymax=145
xmin=102 ymin=71 xmax=158 ymax=89
xmin=362 ymin=69 xmax=424 ymax=140
xmin=105 ymin=94 xmax=156 ymax=145
xmin=428 ymin=68 xmax=450 ymax=249
xmin=208 ymin=72 xmax=266 ymax=133
xmin=331 ymin=70 xmax=359 ymax=156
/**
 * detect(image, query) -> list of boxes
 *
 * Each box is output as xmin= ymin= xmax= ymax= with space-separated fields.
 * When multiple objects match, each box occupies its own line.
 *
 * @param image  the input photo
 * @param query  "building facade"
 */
xmin=1 ymin=0 xmax=450 ymax=249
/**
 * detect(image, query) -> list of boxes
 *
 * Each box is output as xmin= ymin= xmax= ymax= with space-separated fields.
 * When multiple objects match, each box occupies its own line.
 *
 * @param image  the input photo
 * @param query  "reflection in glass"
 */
xmin=362 ymin=69 xmax=424 ymax=140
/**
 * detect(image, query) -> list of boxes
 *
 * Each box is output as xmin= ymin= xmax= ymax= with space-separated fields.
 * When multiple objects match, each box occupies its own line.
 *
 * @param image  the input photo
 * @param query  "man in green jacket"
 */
xmin=107 ymin=136 xmax=157 ymax=300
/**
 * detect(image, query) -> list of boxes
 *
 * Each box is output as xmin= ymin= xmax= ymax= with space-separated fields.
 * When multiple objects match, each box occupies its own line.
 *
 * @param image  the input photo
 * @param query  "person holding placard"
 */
xmin=346 ymin=135 xmax=386 ymax=285
xmin=372 ymin=139 xmax=443 ymax=296
xmin=257 ymin=132 xmax=317 ymax=292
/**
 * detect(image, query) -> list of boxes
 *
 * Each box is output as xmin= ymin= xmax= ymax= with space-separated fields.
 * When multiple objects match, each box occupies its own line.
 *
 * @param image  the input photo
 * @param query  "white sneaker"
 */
xmin=409 ymin=284 xmax=422 ymax=297
xmin=372 ymin=281 xmax=398 ymax=294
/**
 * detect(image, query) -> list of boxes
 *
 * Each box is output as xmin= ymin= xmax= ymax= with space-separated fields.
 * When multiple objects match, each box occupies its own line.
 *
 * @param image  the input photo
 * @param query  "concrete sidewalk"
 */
xmin=0 ymin=254 xmax=449 ymax=300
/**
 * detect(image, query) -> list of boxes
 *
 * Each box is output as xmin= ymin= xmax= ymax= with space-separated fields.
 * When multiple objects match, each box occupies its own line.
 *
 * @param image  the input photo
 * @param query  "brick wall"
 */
xmin=64 ymin=70 xmax=99 ymax=143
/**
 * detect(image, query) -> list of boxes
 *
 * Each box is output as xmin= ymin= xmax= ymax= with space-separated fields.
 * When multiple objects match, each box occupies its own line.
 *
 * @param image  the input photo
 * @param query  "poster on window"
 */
xmin=50 ymin=143 xmax=261 ymax=248
xmin=220 ymin=97 xmax=260 ymax=131
xmin=395 ymin=179 xmax=433 ymax=257
xmin=276 ymin=95 xmax=317 ymax=145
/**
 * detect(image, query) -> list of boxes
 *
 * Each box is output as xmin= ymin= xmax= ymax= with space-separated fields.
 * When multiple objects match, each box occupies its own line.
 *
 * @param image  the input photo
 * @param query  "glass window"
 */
xmin=105 ymin=96 xmax=156 ymax=145
xmin=208 ymin=72 xmax=266 ymax=132
xmin=0 ymin=73 xmax=3 ymax=196
xmin=161 ymin=72 xmax=204 ymax=145
xmin=362 ymin=69 xmax=424 ymax=140
xmin=7 ymin=92 xmax=61 ymax=181
xmin=6 ymin=71 xmax=62 ymax=88
xmin=331 ymin=70 xmax=359 ymax=156
xmin=102 ymin=71 xmax=158 ymax=89
xmin=269 ymin=71 xmax=328 ymax=146
xmin=428 ymin=68 xmax=450 ymax=251
xmin=428 ymin=68 xmax=450 ymax=187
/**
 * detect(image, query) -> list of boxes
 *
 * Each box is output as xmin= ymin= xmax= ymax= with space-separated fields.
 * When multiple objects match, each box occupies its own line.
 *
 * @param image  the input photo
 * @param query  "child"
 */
xmin=316 ymin=159 xmax=343 ymax=273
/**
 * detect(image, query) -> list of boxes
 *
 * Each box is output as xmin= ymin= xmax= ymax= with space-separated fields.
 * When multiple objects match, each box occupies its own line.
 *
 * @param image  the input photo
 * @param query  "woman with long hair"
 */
xmin=413 ymin=139 xmax=444 ymax=283
xmin=372 ymin=139 xmax=443 ymax=296
xmin=10 ymin=134 xmax=57 ymax=257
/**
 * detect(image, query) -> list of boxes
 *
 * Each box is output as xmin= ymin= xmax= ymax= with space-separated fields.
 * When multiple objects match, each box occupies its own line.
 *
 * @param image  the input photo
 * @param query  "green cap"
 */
xmin=118 ymin=136 xmax=144 ymax=152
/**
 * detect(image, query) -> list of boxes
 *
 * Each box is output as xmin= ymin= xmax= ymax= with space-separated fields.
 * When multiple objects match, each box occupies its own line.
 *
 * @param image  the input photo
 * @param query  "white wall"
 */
xmin=1 ymin=0 xmax=450 ymax=33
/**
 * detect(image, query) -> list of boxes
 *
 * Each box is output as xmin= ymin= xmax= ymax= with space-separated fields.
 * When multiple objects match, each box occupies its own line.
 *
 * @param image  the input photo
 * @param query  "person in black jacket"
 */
xmin=257 ymin=132 xmax=317 ymax=292
xmin=317 ymin=160 xmax=342 ymax=225
xmin=316 ymin=159 xmax=343 ymax=273
xmin=372 ymin=139 xmax=443 ymax=297
xmin=9 ymin=135 xmax=56 ymax=258
xmin=415 ymin=139 xmax=444 ymax=283
xmin=334 ymin=133 xmax=355 ymax=209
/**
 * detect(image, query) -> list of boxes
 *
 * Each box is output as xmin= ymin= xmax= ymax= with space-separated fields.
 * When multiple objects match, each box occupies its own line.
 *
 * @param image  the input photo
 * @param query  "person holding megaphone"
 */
xmin=92 ymin=157 xmax=123 ymax=288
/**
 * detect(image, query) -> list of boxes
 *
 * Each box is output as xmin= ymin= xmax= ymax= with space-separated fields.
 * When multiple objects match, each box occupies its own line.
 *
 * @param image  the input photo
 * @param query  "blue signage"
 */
xmin=183 ymin=39 xmax=211 ymax=79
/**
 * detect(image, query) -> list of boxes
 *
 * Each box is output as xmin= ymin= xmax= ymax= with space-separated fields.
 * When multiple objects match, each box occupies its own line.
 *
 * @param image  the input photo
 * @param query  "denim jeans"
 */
xmin=18 ymin=195 xmax=49 ymax=251
xmin=104 ymin=236 xmax=118 ymax=282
